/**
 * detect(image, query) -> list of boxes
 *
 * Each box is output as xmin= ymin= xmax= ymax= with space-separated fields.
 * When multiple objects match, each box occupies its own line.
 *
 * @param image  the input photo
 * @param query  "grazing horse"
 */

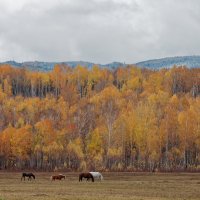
xmin=79 ymin=172 xmax=94 ymax=182
xmin=89 ymin=172 xmax=103 ymax=181
xmin=21 ymin=172 xmax=35 ymax=181
xmin=51 ymin=174 xmax=66 ymax=181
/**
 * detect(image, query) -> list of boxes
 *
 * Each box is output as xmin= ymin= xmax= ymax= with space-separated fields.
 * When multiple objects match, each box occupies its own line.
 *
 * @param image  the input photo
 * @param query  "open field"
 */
xmin=0 ymin=172 xmax=200 ymax=200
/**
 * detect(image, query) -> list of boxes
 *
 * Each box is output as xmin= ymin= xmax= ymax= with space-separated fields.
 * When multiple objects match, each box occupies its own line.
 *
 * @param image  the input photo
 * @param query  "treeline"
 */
xmin=0 ymin=64 xmax=199 ymax=172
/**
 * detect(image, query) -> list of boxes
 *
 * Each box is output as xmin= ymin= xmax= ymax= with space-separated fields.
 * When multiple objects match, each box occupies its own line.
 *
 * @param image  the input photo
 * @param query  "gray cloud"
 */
xmin=0 ymin=0 xmax=200 ymax=63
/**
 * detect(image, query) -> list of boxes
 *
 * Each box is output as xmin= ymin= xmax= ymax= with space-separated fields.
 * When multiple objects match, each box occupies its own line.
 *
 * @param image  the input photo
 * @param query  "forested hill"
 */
xmin=1 ymin=56 xmax=200 ymax=71
xmin=0 ymin=64 xmax=199 ymax=171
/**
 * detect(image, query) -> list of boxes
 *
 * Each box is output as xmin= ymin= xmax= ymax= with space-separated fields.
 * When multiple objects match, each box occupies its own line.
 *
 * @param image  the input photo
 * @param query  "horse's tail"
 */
xmin=91 ymin=175 xmax=94 ymax=182
xmin=21 ymin=173 xmax=25 ymax=181
xmin=32 ymin=174 xmax=35 ymax=179
xmin=79 ymin=174 xmax=81 ymax=182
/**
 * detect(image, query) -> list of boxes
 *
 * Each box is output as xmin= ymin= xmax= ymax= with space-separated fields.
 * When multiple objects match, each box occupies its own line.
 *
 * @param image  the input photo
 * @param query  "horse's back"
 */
xmin=22 ymin=172 xmax=29 ymax=177
xmin=51 ymin=174 xmax=65 ymax=181
xmin=89 ymin=172 xmax=103 ymax=180
xmin=23 ymin=172 xmax=33 ymax=176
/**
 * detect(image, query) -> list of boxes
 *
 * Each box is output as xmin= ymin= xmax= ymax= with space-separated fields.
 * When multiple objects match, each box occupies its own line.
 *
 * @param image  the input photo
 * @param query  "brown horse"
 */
xmin=21 ymin=172 xmax=35 ymax=181
xmin=51 ymin=174 xmax=66 ymax=181
xmin=79 ymin=173 xmax=94 ymax=182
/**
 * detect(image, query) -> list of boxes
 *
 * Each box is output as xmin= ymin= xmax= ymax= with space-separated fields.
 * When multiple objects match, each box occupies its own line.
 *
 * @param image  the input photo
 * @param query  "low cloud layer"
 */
xmin=0 ymin=0 xmax=200 ymax=63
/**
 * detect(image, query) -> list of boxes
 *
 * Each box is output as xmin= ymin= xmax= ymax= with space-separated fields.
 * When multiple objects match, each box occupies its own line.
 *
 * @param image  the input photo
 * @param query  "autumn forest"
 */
xmin=0 ymin=64 xmax=199 ymax=172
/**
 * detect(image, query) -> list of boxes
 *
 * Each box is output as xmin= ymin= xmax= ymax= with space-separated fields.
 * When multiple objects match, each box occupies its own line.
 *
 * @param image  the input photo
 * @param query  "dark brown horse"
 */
xmin=51 ymin=174 xmax=66 ymax=181
xmin=21 ymin=172 xmax=35 ymax=181
xmin=79 ymin=173 xmax=94 ymax=182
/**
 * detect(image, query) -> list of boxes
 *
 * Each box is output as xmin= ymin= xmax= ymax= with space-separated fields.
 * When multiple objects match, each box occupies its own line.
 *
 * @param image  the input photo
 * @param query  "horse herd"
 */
xmin=21 ymin=172 xmax=103 ymax=182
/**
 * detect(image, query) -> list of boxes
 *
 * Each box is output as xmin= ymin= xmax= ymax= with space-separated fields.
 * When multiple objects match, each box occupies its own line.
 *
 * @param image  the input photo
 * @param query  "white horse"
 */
xmin=89 ymin=172 xmax=103 ymax=181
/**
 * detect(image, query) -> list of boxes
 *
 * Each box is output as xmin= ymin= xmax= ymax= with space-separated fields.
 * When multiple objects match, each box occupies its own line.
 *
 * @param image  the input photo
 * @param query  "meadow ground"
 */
xmin=0 ymin=172 xmax=200 ymax=200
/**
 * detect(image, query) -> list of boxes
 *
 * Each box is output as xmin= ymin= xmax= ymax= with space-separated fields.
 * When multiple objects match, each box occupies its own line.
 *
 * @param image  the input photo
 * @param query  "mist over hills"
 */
xmin=1 ymin=56 xmax=200 ymax=71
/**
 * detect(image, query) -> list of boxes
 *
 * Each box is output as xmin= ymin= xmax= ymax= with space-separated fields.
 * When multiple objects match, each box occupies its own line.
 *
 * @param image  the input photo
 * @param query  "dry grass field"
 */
xmin=0 ymin=172 xmax=200 ymax=200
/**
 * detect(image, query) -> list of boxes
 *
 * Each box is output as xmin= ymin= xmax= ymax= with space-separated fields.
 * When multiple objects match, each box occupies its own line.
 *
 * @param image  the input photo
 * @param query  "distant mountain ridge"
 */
xmin=1 ymin=61 xmax=125 ymax=71
xmin=135 ymin=56 xmax=200 ymax=69
xmin=1 ymin=56 xmax=200 ymax=71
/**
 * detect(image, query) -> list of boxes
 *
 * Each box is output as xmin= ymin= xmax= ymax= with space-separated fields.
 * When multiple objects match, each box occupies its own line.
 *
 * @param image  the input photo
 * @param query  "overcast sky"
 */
xmin=0 ymin=0 xmax=200 ymax=64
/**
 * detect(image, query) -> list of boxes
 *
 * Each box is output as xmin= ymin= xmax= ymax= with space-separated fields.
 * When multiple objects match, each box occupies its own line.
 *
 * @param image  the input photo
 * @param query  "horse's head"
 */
xmin=32 ymin=174 xmax=35 ymax=179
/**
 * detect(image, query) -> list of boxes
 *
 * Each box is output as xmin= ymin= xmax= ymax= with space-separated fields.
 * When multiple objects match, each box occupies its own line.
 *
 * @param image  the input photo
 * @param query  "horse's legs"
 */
xmin=87 ymin=177 xmax=92 ymax=182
